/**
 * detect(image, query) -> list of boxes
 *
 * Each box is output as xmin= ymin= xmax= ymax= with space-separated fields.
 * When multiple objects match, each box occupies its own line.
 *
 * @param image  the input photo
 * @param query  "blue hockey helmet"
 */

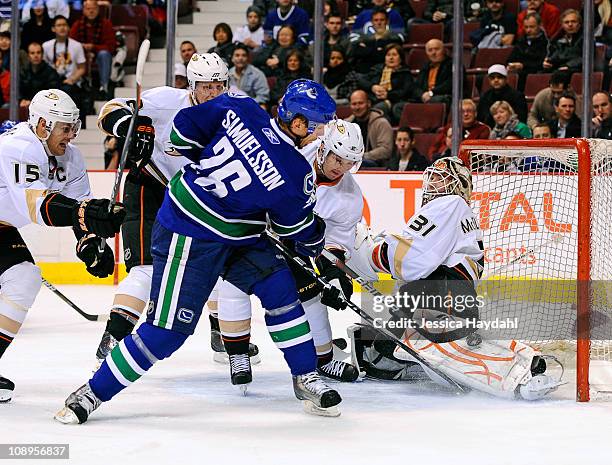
xmin=0 ymin=120 xmax=18 ymax=134
xmin=277 ymin=79 xmax=336 ymax=134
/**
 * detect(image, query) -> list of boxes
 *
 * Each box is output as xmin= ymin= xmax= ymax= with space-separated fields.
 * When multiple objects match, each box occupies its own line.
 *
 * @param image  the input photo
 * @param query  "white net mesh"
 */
xmin=461 ymin=139 xmax=612 ymax=396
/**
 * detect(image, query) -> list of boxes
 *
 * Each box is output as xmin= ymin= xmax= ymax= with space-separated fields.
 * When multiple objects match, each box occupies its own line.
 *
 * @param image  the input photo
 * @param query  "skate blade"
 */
xmin=239 ymin=384 xmax=248 ymax=396
xmin=302 ymin=400 xmax=341 ymax=417
xmin=214 ymin=352 xmax=262 ymax=366
xmin=0 ymin=391 xmax=12 ymax=403
xmin=54 ymin=407 xmax=80 ymax=424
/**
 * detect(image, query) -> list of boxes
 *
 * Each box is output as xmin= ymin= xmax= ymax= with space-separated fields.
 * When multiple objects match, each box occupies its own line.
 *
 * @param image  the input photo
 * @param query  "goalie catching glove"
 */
xmin=76 ymin=235 xmax=114 ymax=278
xmin=40 ymin=194 xmax=125 ymax=238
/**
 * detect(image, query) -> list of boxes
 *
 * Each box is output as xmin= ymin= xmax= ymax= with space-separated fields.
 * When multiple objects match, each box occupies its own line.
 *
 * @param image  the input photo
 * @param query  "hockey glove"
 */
xmin=294 ymin=214 xmax=326 ymax=257
xmin=76 ymin=235 xmax=114 ymax=278
xmin=73 ymin=199 xmax=126 ymax=238
xmin=128 ymin=116 xmax=155 ymax=165
xmin=317 ymin=250 xmax=353 ymax=311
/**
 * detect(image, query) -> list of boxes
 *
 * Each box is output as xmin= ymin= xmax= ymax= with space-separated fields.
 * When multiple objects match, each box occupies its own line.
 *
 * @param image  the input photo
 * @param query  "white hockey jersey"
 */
xmin=98 ymin=86 xmax=192 ymax=184
xmin=385 ymin=195 xmax=483 ymax=282
xmin=300 ymin=140 xmax=364 ymax=256
xmin=0 ymin=122 xmax=91 ymax=228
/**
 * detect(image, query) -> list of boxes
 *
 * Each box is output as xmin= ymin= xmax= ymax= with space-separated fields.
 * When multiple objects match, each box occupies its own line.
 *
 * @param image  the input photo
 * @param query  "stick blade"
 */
xmin=135 ymin=39 xmax=151 ymax=87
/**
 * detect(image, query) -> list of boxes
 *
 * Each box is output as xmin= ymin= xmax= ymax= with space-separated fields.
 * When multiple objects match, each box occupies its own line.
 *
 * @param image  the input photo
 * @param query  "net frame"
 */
xmin=459 ymin=138 xmax=598 ymax=402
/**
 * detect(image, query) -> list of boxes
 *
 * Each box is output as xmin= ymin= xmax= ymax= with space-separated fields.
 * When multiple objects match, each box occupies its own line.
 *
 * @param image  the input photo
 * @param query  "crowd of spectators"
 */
xmin=3 ymin=0 xmax=612 ymax=172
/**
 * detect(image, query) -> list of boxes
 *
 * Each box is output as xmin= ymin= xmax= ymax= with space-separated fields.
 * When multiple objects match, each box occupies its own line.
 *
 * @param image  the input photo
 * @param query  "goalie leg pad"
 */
xmin=393 ymin=331 xmax=563 ymax=399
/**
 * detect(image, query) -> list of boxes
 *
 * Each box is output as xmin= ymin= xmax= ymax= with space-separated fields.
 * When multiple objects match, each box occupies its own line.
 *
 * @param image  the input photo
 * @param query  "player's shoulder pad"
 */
xmin=0 ymin=123 xmax=45 ymax=166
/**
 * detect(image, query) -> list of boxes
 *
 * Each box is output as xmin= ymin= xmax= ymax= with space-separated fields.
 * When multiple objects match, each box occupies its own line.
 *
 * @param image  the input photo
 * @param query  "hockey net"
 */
xmin=459 ymin=138 xmax=612 ymax=401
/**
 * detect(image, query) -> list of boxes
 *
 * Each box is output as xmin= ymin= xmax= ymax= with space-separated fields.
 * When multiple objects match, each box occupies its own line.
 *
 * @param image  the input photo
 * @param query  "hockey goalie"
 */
xmin=347 ymin=157 xmax=564 ymax=400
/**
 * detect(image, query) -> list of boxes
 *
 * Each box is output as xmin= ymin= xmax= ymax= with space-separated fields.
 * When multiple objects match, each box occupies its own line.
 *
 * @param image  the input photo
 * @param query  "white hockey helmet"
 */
xmin=422 ymin=156 xmax=472 ymax=205
xmin=317 ymin=119 xmax=364 ymax=173
xmin=28 ymin=89 xmax=81 ymax=140
xmin=187 ymin=52 xmax=229 ymax=100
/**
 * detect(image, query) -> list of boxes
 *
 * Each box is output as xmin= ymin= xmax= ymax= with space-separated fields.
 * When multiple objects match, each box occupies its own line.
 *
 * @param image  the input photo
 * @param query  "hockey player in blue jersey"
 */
xmin=55 ymin=79 xmax=342 ymax=422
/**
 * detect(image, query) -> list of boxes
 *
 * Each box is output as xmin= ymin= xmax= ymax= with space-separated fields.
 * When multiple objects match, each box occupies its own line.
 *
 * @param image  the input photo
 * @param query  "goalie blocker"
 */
xmin=346 ymin=157 xmax=564 ymax=400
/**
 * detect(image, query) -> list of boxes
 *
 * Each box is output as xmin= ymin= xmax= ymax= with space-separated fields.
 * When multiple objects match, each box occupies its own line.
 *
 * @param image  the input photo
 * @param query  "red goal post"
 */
xmin=459 ymin=138 xmax=612 ymax=402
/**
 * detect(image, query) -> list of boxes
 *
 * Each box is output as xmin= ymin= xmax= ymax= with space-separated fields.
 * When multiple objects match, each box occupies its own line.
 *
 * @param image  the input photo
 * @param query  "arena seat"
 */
xmin=549 ymin=0 xmax=582 ymax=12
xmin=111 ymin=4 xmax=149 ymax=44
xmin=523 ymin=73 xmax=552 ymax=101
xmin=114 ymin=26 xmax=140 ymax=65
xmin=405 ymin=23 xmax=444 ymax=47
xmin=503 ymin=0 xmax=519 ymax=15
xmin=413 ymin=133 xmax=438 ymax=158
xmin=467 ymin=47 xmax=513 ymax=74
xmin=408 ymin=0 xmax=427 ymax=19
xmin=404 ymin=47 xmax=428 ymax=72
xmin=570 ymin=72 xmax=604 ymax=94
xmin=463 ymin=21 xmax=480 ymax=45
xmin=335 ymin=0 xmax=348 ymax=20
xmin=335 ymin=105 xmax=352 ymax=119
xmin=399 ymin=103 xmax=446 ymax=133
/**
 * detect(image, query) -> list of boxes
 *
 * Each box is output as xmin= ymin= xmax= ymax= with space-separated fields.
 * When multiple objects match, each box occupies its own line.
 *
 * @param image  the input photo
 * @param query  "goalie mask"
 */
xmin=187 ymin=52 xmax=229 ymax=104
xmin=422 ymin=156 xmax=472 ymax=205
xmin=317 ymin=120 xmax=364 ymax=175
xmin=28 ymin=89 xmax=81 ymax=141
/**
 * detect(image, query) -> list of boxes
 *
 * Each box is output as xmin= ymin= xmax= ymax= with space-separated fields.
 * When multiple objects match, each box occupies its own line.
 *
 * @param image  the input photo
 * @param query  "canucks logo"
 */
xmin=306 ymin=88 xmax=318 ymax=99
xmin=262 ymin=127 xmax=280 ymax=145
xmin=303 ymin=171 xmax=316 ymax=208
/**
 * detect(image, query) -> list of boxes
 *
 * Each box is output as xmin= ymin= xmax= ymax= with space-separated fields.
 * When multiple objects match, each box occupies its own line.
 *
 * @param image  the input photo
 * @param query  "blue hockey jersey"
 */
xmin=158 ymin=92 xmax=317 ymax=245
xmin=263 ymin=5 xmax=310 ymax=46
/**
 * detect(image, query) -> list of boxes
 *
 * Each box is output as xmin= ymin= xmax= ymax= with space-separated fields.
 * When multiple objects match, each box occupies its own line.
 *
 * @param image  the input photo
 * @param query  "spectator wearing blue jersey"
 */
xmin=347 ymin=7 xmax=404 ymax=74
xmin=207 ymin=23 xmax=235 ymax=67
xmin=353 ymin=0 xmax=406 ymax=35
xmin=264 ymin=0 xmax=310 ymax=47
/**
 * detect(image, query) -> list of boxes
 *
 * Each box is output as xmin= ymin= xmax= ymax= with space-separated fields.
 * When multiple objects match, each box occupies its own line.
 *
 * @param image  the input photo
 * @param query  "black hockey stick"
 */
xmin=264 ymin=232 xmax=467 ymax=393
xmin=108 ymin=39 xmax=151 ymax=211
xmin=42 ymin=278 xmax=109 ymax=322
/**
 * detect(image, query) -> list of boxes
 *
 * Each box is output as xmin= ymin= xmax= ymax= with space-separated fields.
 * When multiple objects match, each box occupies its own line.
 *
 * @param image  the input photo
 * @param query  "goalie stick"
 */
xmin=264 ymin=232 xmax=467 ymax=393
xmin=108 ymin=38 xmax=151 ymax=211
xmin=42 ymin=278 xmax=109 ymax=322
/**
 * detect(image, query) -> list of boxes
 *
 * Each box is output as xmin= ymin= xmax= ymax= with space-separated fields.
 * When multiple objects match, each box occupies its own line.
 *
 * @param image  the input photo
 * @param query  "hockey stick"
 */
xmin=42 ymin=278 xmax=109 ymax=322
xmin=108 ymin=38 xmax=151 ymax=211
xmin=264 ymin=232 xmax=467 ymax=393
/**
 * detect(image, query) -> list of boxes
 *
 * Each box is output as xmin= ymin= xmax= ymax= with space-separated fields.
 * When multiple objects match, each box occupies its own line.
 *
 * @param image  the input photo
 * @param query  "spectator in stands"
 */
xmin=253 ymin=0 xmax=275 ymax=15
xmin=70 ymin=0 xmax=116 ymax=99
xmin=358 ymin=43 xmax=414 ymax=124
xmin=263 ymin=0 xmax=310 ymax=47
xmin=234 ymin=5 xmax=265 ymax=51
xmin=489 ymin=100 xmax=532 ymax=139
xmin=507 ymin=12 xmax=549 ymax=91
xmin=543 ymin=9 xmax=583 ymax=74
xmin=477 ymin=64 xmax=528 ymax=127
xmin=174 ymin=62 xmax=187 ymax=89
xmin=269 ymin=49 xmax=312 ymax=105
xmin=208 ymin=23 xmax=236 ymax=67
xmin=353 ymin=0 xmax=405 ymax=35
xmin=43 ymin=15 xmax=86 ymax=119
xmin=253 ymin=24 xmax=300 ymax=77
xmin=21 ymin=0 xmax=69 ymax=22
xmin=322 ymin=46 xmax=359 ymax=104
xmin=548 ymin=92 xmax=581 ymax=138
xmin=428 ymin=99 xmax=491 ymax=157
xmin=423 ymin=0 xmax=454 ymax=26
xmin=387 ymin=126 xmax=429 ymax=171
xmin=21 ymin=1 xmax=54 ymax=51
xmin=532 ymin=122 xmax=552 ymax=138
xmin=412 ymin=38 xmax=455 ymax=105
xmin=175 ymin=40 xmax=197 ymax=78
xmin=320 ymin=12 xmax=349 ymax=64
xmin=0 ymin=31 xmax=10 ymax=106
xmin=592 ymin=91 xmax=612 ymax=139
xmin=517 ymin=0 xmax=560 ymax=39
xmin=19 ymin=42 xmax=61 ymax=107
xmin=347 ymin=7 xmax=404 ymax=74
xmin=527 ymin=70 xmax=577 ymax=128
xmin=595 ymin=0 xmax=612 ymax=47
xmin=346 ymin=89 xmax=393 ymax=167
xmin=229 ymin=43 xmax=270 ymax=108
xmin=431 ymin=126 xmax=453 ymax=161
xmin=470 ymin=0 xmax=516 ymax=50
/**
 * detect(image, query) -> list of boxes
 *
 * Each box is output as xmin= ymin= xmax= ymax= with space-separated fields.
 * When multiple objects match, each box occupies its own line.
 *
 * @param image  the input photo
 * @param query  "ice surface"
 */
xmin=1 ymin=285 xmax=611 ymax=465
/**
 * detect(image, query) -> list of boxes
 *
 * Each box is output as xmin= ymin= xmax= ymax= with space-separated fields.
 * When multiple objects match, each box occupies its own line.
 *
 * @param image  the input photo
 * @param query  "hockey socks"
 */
xmin=219 ymin=318 xmax=251 ymax=355
xmin=90 ymin=322 xmax=188 ymax=402
xmin=317 ymin=350 xmax=333 ymax=368
xmin=0 ymin=332 xmax=13 ymax=358
xmin=265 ymin=303 xmax=317 ymax=376
xmin=107 ymin=308 xmax=140 ymax=341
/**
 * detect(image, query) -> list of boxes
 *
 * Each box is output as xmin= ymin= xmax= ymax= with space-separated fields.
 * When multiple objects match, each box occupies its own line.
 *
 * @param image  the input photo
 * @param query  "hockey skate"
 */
xmin=54 ymin=383 xmax=101 ymax=424
xmin=0 ymin=375 xmax=15 ymax=403
xmin=210 ymin=316 xmax=261 ymax=365
xmin=318 ymin=358 xmax=359 ymax=382
xmin=94 ymin=330 xmax=119 ymax=371
xmin=229 ymin=353 xmax=252 ymax=396
xmin=293 ymin=371 xmax=342 ymax=417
